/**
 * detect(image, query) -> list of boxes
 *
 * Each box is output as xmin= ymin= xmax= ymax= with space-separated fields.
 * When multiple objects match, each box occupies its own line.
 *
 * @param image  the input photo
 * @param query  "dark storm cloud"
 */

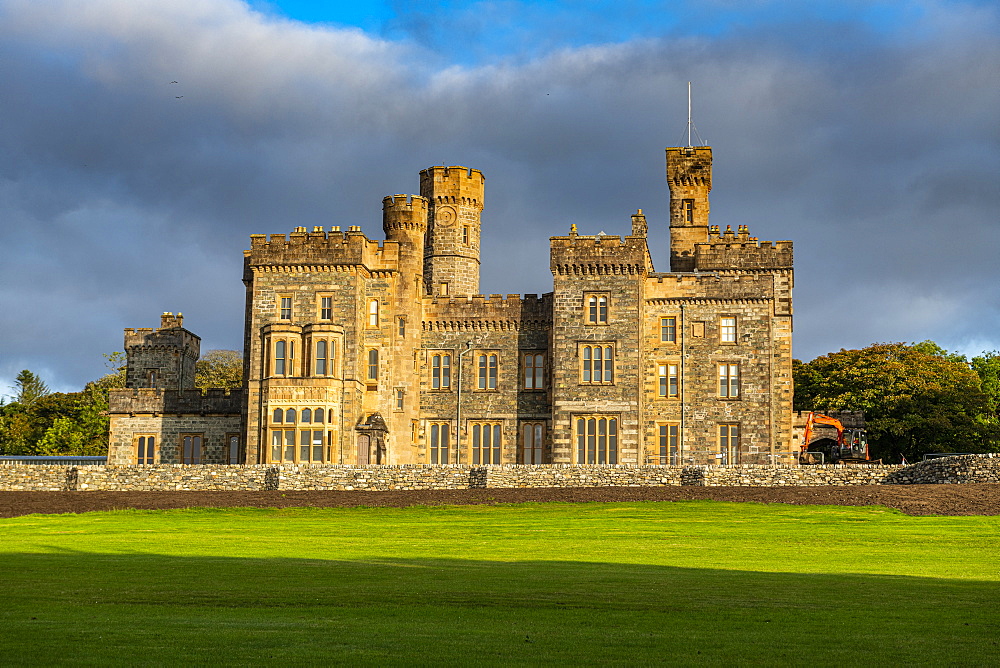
xmin=0 ymin=0 xmax=997 ymax=394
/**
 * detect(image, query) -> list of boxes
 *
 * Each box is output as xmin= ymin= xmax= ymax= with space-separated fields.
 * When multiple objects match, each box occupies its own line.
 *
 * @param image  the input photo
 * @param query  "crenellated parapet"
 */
xmin=108 ymin=388 xmax=244 ymax=415
xmin=549 ymin=234 xmax=650 ymax=276
xmin=419 ymin=166 xmax=485 ymax=208
xmin=244 ymin=227 xmax=400 ymax=274
xmin=421 ymin=293 xmax=552 ymax=331
xmin=691 ymin=225 xmax=793 ymax=271
xmin=382 ymin=194 xmax=429 ymax=235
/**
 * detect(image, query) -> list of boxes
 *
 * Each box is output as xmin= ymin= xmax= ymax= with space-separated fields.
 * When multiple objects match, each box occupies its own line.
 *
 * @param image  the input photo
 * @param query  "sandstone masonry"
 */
xmin=107 ymin=146 xmax=795 ymax=468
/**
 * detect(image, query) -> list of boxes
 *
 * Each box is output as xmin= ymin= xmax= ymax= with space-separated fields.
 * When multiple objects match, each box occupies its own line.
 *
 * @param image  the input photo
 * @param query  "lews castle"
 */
xmin=107 ymin=146 xmax=794 ymax=467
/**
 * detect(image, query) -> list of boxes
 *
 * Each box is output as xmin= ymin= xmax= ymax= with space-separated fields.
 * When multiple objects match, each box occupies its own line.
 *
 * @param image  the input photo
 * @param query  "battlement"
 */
xmin=245 ymin=228 xmax=400 ymax=271
xmin=124 ymin=323 xmax=200 ymax=353
xmin=692 ymin=224 xmax=793 ymax=270
xmin=549 ymin=232 xmax=650 ymax=276
xmin=108 ymin=388 xmax=244 ymax=415
xmin=666 ymin=146 xmax=712 ymax=189
xmin=382 ymin=194 xmax=429 ymax=239
xmin=422 ymin=293 xmax=552 ymax=331
xmin=645 ymin=272 xmax=777 ymax=302
xmin=419 ymin=165 xmax=485 ymax=207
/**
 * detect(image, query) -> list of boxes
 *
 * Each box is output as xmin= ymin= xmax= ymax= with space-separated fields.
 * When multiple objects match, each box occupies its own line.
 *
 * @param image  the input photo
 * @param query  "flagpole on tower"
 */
xmin=687 ymin=81 xmax=692 ymax=148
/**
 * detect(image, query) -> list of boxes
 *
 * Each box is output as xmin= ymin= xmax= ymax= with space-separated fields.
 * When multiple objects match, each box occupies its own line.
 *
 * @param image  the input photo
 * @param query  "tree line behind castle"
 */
xmin=4 ymin=342 xmax=1000 ymax=463
xmin=0 ymin=351 xmax=241 ymax=457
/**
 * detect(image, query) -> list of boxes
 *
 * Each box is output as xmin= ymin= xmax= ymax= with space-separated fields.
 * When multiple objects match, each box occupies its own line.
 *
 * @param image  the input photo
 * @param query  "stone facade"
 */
xmin=107 ymin=146 xmax=795 ymax=468
xmin=5 ymin=455 xmax=999 ymax=491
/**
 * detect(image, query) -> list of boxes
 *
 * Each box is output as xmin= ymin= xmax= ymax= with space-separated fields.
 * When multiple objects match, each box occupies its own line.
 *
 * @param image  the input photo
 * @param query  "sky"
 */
xmin=1 ymin=0 xmax=998 ymax=396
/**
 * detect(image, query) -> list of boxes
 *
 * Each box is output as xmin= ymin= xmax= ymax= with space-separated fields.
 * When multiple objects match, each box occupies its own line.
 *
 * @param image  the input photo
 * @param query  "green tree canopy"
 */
xmin=195 ymin=350 xmax=243 ymax=391
xmin=794 ymin=342 xmax=999 ymax=462
xmin=13 ymin=370 xmax=49 ymax=407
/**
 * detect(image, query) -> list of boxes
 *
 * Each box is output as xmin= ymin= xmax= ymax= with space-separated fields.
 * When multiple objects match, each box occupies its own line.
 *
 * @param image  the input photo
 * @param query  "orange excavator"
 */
xmin=800 ymin=412 xmax=870 ymax=464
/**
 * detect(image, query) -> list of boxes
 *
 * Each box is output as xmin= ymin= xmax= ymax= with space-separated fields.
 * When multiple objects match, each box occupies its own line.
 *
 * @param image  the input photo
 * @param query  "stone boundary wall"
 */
xmin=1 ymin=454 xmax=997 ymax=492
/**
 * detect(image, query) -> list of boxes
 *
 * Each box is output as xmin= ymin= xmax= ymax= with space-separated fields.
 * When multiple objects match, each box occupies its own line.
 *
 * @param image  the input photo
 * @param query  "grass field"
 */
xmin=1 ymin=500 xmax=997 ymax=665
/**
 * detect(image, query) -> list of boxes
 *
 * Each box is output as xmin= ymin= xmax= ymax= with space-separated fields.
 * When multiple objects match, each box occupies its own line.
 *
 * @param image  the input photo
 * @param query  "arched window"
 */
xmin=272 ymin=408 xmax=283 ymax=423
xmin=301 ymin=408 xmax=312 ymax=424
xmin=314 ymin=408 xmax=324 ymax=423
xmin=576 ymin=416 xmax=618 ymax=464
xmin=285 ymin=408 xmax=296 ymax=424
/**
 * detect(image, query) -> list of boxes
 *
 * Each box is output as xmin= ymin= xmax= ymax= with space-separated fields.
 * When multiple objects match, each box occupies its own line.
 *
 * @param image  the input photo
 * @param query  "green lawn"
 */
xmin=1 ymin=501 xmax=997 ymax=665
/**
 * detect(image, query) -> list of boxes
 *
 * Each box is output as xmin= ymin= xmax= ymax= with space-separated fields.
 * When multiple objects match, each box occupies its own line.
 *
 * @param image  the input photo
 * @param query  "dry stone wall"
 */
xmin=1 ymin=454 xmax=997 ymax=491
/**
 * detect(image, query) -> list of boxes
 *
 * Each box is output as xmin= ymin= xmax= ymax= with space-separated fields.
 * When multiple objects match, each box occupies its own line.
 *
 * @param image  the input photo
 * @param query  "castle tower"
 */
xmin=420 ymin=166 xmax=484 ymax=296
xmin=123 ymin=312 xmax=200 ymax=389
xmin=666 ymin=146 xmax=712 ymax=272
xmin=383 ymin=194 xmax=428 ymax=285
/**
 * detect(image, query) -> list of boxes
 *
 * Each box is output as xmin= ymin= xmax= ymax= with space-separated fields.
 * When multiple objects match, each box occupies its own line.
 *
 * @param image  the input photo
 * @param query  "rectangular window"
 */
xmin=431 ymin=353 xmax=451 ymax=390
xmin=658 ymin=363 xmax=679 ymax=398
xmin=522 ymin=353 xmax=545 ymax=390
xmin=658 ymin=424 xmax=679 ymax=465
xmin=471 ymin=422 xmax=502 ymax=465
xmin=586 ymin=294 xmax=609 ymax=324
xmin=398 ymin=317 xmax=406 ymax=337
xmin=429 ymin=422 xmax=450 ymax=464
xmin=270 ymin=429 xmax=296 ymax=463
xmin=135 ymin=435 xmax=156 ymax=465
xmin=319 ymin=296 xmax=332 ymax=320
xmin=226 ymin=433 xmax=242 ymax=465
xmin=462 ymin=225 xmax=470 ymax=244
xmin=368 ymin=300 xmax=379 ymax=328
xmin=718 ymin=363 xmax=740 ymax=398
xmin=314 ymin=340 xmax=328 ymax=376
xmin=439 ymin=282 xmax=449 ymax=296
xmin=580 ymin=344 xmax=614 ymax=384
xmin=683 ymin=199 xmax=694 ymax=223
xmin=180 ymin=434 xmax=203 ymax=465
xmin=279 ymin=296 xmax=292 ymax=320
xmin=395 ymin=388 xmax=405 ymax=411
xmin=575 ymin=416 xmax=618 ymax=464
xmin=660 ymin=316 xmax=677 ymax=342
xmin=721 ymin=317 xmax=737 ymax=343
xmin=367 ymin=349 xmax=379 ymax=381
xmin=719 ymin=424 xmax=739 ymax=465
xmin=274 ymin=340 xmax=286 ymax=376
xmin=477 ymin=353 xmax=498 ymax=390
xmin=520 ymin=422 xmax=544 ymax=464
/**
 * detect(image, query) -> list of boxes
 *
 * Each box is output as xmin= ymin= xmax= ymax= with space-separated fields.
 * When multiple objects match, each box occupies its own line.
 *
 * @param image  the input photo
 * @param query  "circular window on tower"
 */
xmin=436 ymin=206 xmax=457 ymax=227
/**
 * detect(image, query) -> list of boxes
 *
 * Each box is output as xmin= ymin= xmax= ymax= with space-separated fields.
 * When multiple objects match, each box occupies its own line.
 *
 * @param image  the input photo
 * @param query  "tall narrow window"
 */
xmin=658 ymin=424 xmax=679 ymax=465
xmin=368 ymin=300 xmax=379 ymax=328
xmin=575 ymin=416 xmax=618 ymax=464
xmin=520 ymin=422 xmax=544 ymax=464
xmin=660 ymin=317 xmax=677 ymax=342
xmin=581 ymin=344 xmax=614 ymax=384
xmin=471 ymin=422 xmax=502 ymax=465
xmin=135 ymin=435 xmax=156 ymax=465
xmin=429 ymin=422 xmax=450 ymax=464
xmin=319 ymin=296 xmax=332 ymax=320
xmin=719 ymin=424 xmax=739 ymax=465
xmin=315 ymin=340 xmax=328 ymax=376
xmin=146 ymin=369 xmax=158 ymax=388
xmin=683 ymin=199 xmax=694 ymax=223
xmin=658 ymin=363 xmax=679 ymax=398
xmin=226 ymin=434 xmax=242 ymax=465
xmin=180 ymin=434 xmax=203 ymax=464
xmin=462 ymin=225 xmax=470 ymax=244
xmin=587 ymin=295 xmax=608 ymax=324
xmin=718 ymin=363 xmax=740 ymax=398
xmin=395 ymin=388 xmax=405 ymax=411
xmin=274 ymin=340 xmax=287 ymax=376
xmin=367 ymin=349 xmax=379 ymax=381
xmin=477 ymin=354 xmax=498 ymax=390
xmin=272 ymin=408 xmax=283 ymax=423
xmin=439 ymin=282 xmax=449 ymax=296
xmin=431 ymin=353 xmax=451 ymax=390
xmin=398 ymin=317 xmax=406 ymax=337
xmin=279 ymin=296 xmax=292 ymax=320
xmin=522 ymin=353 xmax=545 ymax=390
xmin=720 ymin=317 xmax=737 ymax=343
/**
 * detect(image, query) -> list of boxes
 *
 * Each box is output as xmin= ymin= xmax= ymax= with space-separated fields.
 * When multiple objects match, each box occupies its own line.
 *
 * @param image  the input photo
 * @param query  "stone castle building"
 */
xmin=107 ymin=145 xmax=795 ymax=466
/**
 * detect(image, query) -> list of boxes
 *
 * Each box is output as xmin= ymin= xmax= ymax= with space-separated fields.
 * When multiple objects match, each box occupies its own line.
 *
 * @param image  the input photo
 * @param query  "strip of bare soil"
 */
xmin=1 ymin=484 xmax=998 ymax=518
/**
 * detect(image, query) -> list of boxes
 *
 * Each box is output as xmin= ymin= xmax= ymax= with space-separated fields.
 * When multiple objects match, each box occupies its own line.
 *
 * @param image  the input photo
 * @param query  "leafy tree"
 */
xmin=195 ymin=350 xmax=243 ymax=391
xmin=13 ymin=370 xmax=49 ymax=407
xmin=794 ymin=342 xmax=999 ymax=462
